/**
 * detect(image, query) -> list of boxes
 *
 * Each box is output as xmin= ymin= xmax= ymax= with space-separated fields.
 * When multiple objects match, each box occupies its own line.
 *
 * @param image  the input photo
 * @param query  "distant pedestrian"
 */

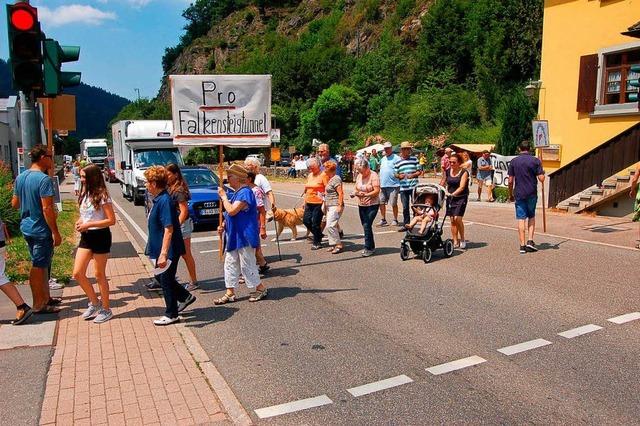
xmin=0 ymin=218 xmax=33 ymax=324
xmin=508 ymin=142 xmax=545 ymax=254
xmin=166 ymin=164 xmax=199 ymax=291
xmin=72 ymin=161 xmax=81 ymax=196
xmin=73 ymin=164 xmax=116 ymax=323
xmin=11 ymin=145 xmax=61 ymax=314
xmin=461 ymin=151 xmax=473 ymax=186
xmin=440 ymin=147 xmax=452 ymax=175
xmin=395 ymin=141 xmax=422 ymax=226
xmin=418 ymin=153 xmax=427 ymax=173
xmin=303 ymin=158 xmax=328 ymax=250
xmin=353 ymin=158 xmax=380 ymax=257
xmin=629 ymin=162 xmax=640 ymax=249
xmin=323 ymin=161 xmax=344 ymax=254
xmin=214 ymin=164 xmax=267 ymax=304
xmin=144 ymin=166 xmax=195 ymax=325
xmin=369 ymin=149 xmax=380 ymax=172
xmin=476 ymin=150 xmax=495 ymax=202
xmin=378 ymin=141 xmax=400 ymax=227
xmin=440 ymin=153 xmax=470 ymax=249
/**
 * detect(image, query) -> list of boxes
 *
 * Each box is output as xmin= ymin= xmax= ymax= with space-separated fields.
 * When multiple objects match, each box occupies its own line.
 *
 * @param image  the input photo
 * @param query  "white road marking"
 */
xmin=497 ymin=338 xmax=552 ymax=356
xmin=426 ymin=356 xmax=487 ymax=375
xmin=192 ymin=226 xmax=308 ymax=243
xmin=558 ymin=324 xmax=603 ymax=339
xmin=607 ymin=312 xmax=640 ymax=324
xmin=347 ymin=375 xmax=413 ymax=397
xmin=112 ymin=199 xmax=148 ymax=242
xmin=254 ymin=395 xmax=333 ymax=419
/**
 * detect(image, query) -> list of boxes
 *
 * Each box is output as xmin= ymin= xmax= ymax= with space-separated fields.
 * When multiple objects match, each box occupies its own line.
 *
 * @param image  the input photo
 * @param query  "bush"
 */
xmin=184 ymin=147 xmax=218 ymax=165
xmin=0 ymin=162 xmax=20 ymax=235
xmin=493 ymin=186 xmax=510 ymax=203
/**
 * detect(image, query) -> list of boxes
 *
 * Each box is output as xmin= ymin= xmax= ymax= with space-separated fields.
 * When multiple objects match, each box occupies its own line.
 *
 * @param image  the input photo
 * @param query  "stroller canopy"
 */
xmin=412 ymin=184 xmax=446 ymax=210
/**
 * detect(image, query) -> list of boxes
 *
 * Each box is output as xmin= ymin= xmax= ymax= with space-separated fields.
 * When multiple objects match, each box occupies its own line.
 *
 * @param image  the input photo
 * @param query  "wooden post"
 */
xmin=218 ymin=146 xmax=224 ymax=260
xmin=538 ymin=149 xmax=547 ymax=233
xmin=44 ymin=98 xmax=55 ymax=177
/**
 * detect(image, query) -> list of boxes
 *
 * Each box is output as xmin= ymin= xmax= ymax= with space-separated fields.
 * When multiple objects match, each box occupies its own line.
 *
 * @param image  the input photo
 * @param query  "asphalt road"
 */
xmin=108 ymin=182 xmax=640 ymax=424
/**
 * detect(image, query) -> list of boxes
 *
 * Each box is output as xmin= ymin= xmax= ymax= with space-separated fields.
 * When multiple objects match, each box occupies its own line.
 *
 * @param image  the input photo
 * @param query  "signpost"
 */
xmin=170 ymin=74 xmax=272 ymax=258
xmin=532 ymin=120 xmax=549 ymax=232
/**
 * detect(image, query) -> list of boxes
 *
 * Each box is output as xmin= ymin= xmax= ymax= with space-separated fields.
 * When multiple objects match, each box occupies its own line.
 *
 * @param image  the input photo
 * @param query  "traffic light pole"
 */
xmin=19 ymin=90 xmax=37 ymax=169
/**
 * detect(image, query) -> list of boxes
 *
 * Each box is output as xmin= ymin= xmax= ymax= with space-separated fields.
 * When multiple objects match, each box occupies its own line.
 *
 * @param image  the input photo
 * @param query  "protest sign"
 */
xmin=490 ymin=153 xmax=516 ymax=187
xmin=170 ymin=74 xmax=271 ymax=147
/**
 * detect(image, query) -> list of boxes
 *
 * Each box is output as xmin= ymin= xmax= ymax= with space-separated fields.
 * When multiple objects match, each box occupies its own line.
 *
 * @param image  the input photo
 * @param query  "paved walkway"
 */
xmin=38 ymin=219 xmax=236 ymax=425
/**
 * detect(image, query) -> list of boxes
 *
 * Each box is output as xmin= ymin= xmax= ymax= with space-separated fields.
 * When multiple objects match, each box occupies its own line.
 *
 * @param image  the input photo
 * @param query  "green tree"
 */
xmin=496 ymin=90 xmax=535 ymax=155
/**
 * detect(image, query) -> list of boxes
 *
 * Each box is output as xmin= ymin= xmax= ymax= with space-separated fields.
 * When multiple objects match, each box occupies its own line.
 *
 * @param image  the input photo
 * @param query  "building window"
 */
xmin=602 ymin=49 xmax=640 ymax=105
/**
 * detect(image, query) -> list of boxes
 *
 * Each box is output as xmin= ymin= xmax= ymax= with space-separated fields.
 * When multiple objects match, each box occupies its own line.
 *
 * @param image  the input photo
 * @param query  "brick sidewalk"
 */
xmin=39 ymin=221 xmax=234 ymax=425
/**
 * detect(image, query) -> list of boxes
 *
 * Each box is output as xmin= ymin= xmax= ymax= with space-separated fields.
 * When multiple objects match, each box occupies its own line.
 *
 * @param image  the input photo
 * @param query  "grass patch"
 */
xmin=6 ymin=199 xmax=78 ymax=284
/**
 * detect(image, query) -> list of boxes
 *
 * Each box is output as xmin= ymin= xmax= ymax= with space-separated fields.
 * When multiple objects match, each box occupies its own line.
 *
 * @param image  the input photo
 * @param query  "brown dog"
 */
xmin=270 ymin=207 xmax=308 ymax=241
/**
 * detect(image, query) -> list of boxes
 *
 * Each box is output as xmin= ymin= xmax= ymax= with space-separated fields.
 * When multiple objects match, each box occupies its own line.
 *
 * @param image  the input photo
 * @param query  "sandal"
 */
xmin=249 ymin=288 xmax=267 ymax=302
xmin=34 ymin=305 xmax=61 ymax=314
xmin=331 ymin=246 xmax=343 ymax=254
xmin=213 ymin=293 xmax=236 ymax=305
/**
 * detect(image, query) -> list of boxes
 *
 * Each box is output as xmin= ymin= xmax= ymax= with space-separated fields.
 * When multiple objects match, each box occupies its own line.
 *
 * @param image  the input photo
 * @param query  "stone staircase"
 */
xmin=556 ymin=169 xmax=636 ymax=213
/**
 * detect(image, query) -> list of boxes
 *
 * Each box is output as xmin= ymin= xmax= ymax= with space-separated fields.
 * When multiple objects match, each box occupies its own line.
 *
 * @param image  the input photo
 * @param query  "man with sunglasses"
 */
xmin=12 ymin=145 xmax=62 ymax=314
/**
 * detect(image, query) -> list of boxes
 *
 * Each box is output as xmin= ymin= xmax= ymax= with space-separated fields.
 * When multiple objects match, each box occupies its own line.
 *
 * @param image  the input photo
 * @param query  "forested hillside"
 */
xmin=126 ymin=0 xmax=543 ymax=155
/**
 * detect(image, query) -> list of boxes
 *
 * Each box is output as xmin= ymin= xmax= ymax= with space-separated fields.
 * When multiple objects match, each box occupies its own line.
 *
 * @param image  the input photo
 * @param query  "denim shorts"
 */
xmin=24 ymin=235 xmax=54 ymax=268
xmin=515 ymin=196 xmax=537 ymax=220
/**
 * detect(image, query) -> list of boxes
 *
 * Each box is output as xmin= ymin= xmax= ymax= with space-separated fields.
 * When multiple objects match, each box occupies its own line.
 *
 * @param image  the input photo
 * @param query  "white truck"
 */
xmin=111 ymin=120 xmax=184 ymax=205
xmin=80 ymin=139 xmax=108 ymax=168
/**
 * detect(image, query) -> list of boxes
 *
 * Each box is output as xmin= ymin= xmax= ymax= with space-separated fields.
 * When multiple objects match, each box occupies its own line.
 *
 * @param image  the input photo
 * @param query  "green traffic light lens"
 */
xmin=11 ymin=9 xmax=35 ymax=31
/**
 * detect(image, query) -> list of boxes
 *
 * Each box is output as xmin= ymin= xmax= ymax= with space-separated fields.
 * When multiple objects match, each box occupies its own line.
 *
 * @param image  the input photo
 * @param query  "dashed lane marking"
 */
xmin=347 ymin=375 xmax=414 ymax=397
xmin=607 ymin=312 xmax=640 ymax=324
xmin=254 ymin=395 xmax=333 ymax=419
xmin=426 ymin=356 xmax=487 ymax=375
xmin=497 ymin=338 xmax=552 ymax=356
xmin=558 ymin=324 xmax=603 ymax=339
xmin=112 ymin=199 xmax=148 ymax=242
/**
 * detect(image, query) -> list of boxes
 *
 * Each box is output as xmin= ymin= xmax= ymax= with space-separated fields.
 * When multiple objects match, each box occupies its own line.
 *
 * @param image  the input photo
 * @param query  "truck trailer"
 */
xmin=112 ymin=120 xmax=184 ymax=205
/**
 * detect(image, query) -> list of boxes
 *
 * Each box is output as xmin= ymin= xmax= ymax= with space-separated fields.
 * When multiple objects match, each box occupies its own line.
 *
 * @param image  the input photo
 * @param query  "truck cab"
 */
xmin=112 ymin=120 xmax=183 ymax=206
xmin=80 ymin=139 xmax=108 ymax=168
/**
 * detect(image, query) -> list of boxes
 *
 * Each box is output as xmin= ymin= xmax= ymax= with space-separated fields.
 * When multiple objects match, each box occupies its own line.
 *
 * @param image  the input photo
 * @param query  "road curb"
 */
xmin=115 ymin=214 xmax=253 ymax=425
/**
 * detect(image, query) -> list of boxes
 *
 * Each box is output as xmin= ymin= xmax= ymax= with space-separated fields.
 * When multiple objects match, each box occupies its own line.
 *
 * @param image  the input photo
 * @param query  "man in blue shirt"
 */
xmin=508 ymin=142 xmax=545 ymax=254
xmin=395 ymin=141 xmax=422 ymax=226
xmin=318 ymin=143 xmax=342 ymax=178
xmin=378 ymin=142 xmax=401 ymax=226
xmin=11 ymin=145 xmax=61 ymax=314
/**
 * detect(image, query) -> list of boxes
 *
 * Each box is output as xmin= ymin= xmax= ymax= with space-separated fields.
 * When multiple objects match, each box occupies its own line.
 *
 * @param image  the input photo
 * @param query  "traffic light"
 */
xmin=628 ymin=64 xmax=640 ymax=103
xmin=43 ymin=39 xmax=81 ymax=96
xmin=6 ymin=2 xmax=43 ymax=92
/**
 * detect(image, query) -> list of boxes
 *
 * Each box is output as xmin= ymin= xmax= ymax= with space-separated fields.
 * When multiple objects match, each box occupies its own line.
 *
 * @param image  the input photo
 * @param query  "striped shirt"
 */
xmin=395 ymin=156 xmax=420 ymax=191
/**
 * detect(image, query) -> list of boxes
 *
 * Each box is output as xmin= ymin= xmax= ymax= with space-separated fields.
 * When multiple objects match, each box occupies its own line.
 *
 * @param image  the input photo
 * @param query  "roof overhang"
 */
xmin=622 ymin=21 xmax=640 ymax=38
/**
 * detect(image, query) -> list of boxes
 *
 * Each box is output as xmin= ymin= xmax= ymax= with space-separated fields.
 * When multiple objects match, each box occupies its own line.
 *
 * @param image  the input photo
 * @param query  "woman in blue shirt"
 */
xmin=144 ymin=166 xmax=195 ymax=325
xmin=214 ymin=164 xmax=267 ymax=304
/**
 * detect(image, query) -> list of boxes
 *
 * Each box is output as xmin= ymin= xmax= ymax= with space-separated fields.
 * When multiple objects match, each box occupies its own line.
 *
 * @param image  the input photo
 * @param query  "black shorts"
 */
xmin=447 ymin=196 xmax=468 ymax=217
xmin=79 ymin=228 xmax=112 ymax=254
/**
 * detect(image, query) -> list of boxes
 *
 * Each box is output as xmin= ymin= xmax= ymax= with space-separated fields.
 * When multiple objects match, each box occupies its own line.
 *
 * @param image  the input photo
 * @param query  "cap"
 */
xmin=383 ymin=142 xmax=392 ymax=149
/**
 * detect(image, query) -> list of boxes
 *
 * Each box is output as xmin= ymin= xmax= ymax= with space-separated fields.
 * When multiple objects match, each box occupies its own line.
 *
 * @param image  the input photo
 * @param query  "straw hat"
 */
xmin=400 ymin=141 xmax=413 ymax=149
xmin=226 ymin=164 xmax=248 ymax=178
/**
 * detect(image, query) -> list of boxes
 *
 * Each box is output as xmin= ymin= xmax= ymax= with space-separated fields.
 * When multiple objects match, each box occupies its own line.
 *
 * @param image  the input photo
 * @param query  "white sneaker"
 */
xmin=82 ymin=303 xmax=100 ymax=320
xmin=93 ymin=309 xmax=113 ymax=324
xmin=153 ymin=316 xmax=179 ymax=326
xmin=391 ymin=220 xmax=399 ymax=226
xmin=460 ymin=240 xmax=467 ymax=249
xmin=49 ymin=279 xmax=64 ymax=290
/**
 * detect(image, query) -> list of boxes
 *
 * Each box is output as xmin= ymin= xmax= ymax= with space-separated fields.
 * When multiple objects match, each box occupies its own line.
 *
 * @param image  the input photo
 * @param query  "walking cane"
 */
xmin=272 ymin=207 xmax=282 ymax=261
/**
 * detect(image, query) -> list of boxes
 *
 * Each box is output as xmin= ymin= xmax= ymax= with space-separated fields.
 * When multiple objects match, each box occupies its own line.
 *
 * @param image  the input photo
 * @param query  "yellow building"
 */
xmin=539 ymin=0 xmax=639 ymax=209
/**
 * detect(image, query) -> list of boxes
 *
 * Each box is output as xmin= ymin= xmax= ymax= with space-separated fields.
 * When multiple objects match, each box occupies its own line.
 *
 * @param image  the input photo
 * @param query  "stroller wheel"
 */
xmin=422 ymin=247 xmax=432 ymax=264
xmin=443 ymin=239 xmax=455 ymax=257
xmin=400 ymin=243 xmax=410 ymax=261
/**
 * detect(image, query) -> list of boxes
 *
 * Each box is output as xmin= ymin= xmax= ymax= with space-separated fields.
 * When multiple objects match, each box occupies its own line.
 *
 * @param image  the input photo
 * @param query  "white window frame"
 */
xmin=593 ymin=41 xmax=640 ymax=117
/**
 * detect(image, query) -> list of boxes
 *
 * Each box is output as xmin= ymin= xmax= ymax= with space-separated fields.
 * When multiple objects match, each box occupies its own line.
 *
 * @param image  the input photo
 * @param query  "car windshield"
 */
xmin=133 ymin=149 xmax=184 ymax=169
xmin=182 ymin=169 xmax=219 ymax=188
xmin=87 ymin=147 xmax=107 ymax=157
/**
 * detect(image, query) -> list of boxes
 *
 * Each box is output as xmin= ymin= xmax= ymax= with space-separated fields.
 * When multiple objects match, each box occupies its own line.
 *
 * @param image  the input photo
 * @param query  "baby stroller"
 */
xmin=400 ymin=183 xmax=455 ymax=263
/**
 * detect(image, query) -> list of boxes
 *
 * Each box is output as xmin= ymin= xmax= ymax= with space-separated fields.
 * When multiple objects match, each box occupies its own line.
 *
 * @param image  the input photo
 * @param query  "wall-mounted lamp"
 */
xmin=525 ymin=80 xmax=542 ymax=98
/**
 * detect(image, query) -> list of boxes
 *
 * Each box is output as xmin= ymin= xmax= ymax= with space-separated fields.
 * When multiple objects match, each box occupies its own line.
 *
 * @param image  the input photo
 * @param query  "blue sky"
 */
xmin=2 ymin=0 xmax=189 ymax=100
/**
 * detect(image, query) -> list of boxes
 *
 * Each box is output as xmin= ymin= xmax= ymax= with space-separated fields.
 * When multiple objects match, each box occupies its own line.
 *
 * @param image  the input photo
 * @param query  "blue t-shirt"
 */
xmin=379 ymin=154 xmax=400 ymax=188
xmin=13 ymin=170 xmax=55 ymax=238
xmin=145 ymin=190 xmax=185 ymax=260
xmin=507 ymin=153 xmax=544 ymax=201
xmin=395 ymin=156 xmax=420 ymax=191
xmin=224 ymin=186 xmax=259 ymax=252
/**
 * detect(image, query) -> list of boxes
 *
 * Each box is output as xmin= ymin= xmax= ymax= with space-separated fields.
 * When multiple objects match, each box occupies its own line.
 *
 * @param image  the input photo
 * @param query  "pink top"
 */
xmin=441 ymin=155 xmax=450 ymax=172
xmin=355 ymin=171 xmax=380 ymax=206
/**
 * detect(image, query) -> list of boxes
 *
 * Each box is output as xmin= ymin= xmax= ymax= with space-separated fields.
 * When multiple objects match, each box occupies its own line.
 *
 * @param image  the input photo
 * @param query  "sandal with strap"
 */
xmin=249 ymin=288 xmax=267 ymax=302
xmin=34 ymin=305 xmax=61 ymax=314
xmin=213 ymin=293 xmax=236 ymax=305
xmin=331 ymin=246 xmax=343 ymax=254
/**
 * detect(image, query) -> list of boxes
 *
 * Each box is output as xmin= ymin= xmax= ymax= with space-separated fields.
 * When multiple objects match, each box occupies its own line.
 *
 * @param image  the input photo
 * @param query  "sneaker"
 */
xmin=93 ymin=309 xmax=113 ymax=324
xmin=460 ymin=240 xmax=467 ymax=249
xmin=183 ymin=282 xmax=199 ymax=291
xmin=525 ymin=240 xmax=538 ymax=252
xmin=13 ymin=305 xmax=33 ymax=325
xmin=361 ymin=249 xmax=375 ymax=257
xmin=519 ymin=246 xmax=527 ymax=254
xmin=311 ymin=244 xmax=322 ymax=250
xmin=177 ymin=294 xmax=196 ymax=313
xmin=391 ymin=220 xmax=399 ymax=226
xmin=82 ymin=303 xmax=100 ymax=320
xmin=377 ymin=219 xmax=388 ymax=227
xmin=153 ymin=316 xmax=180 ymax=326
xmin=145 ymin=280 xmax=162 ymax=291
xmin=49 ymin=280 xmax=64 ymax=290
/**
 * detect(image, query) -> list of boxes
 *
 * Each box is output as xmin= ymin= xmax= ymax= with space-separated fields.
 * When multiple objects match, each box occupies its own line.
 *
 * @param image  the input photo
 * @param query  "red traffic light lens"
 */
xmin=11 ymin=9 xmax=35 ymax=31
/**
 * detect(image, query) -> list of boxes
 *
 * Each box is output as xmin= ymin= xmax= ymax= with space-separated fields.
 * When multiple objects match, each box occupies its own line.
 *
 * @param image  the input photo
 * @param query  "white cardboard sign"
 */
xmin=490 ymin=153 xmax=517 ymax=187
xmin=170 ymin=74 xmax=272 ymax=147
